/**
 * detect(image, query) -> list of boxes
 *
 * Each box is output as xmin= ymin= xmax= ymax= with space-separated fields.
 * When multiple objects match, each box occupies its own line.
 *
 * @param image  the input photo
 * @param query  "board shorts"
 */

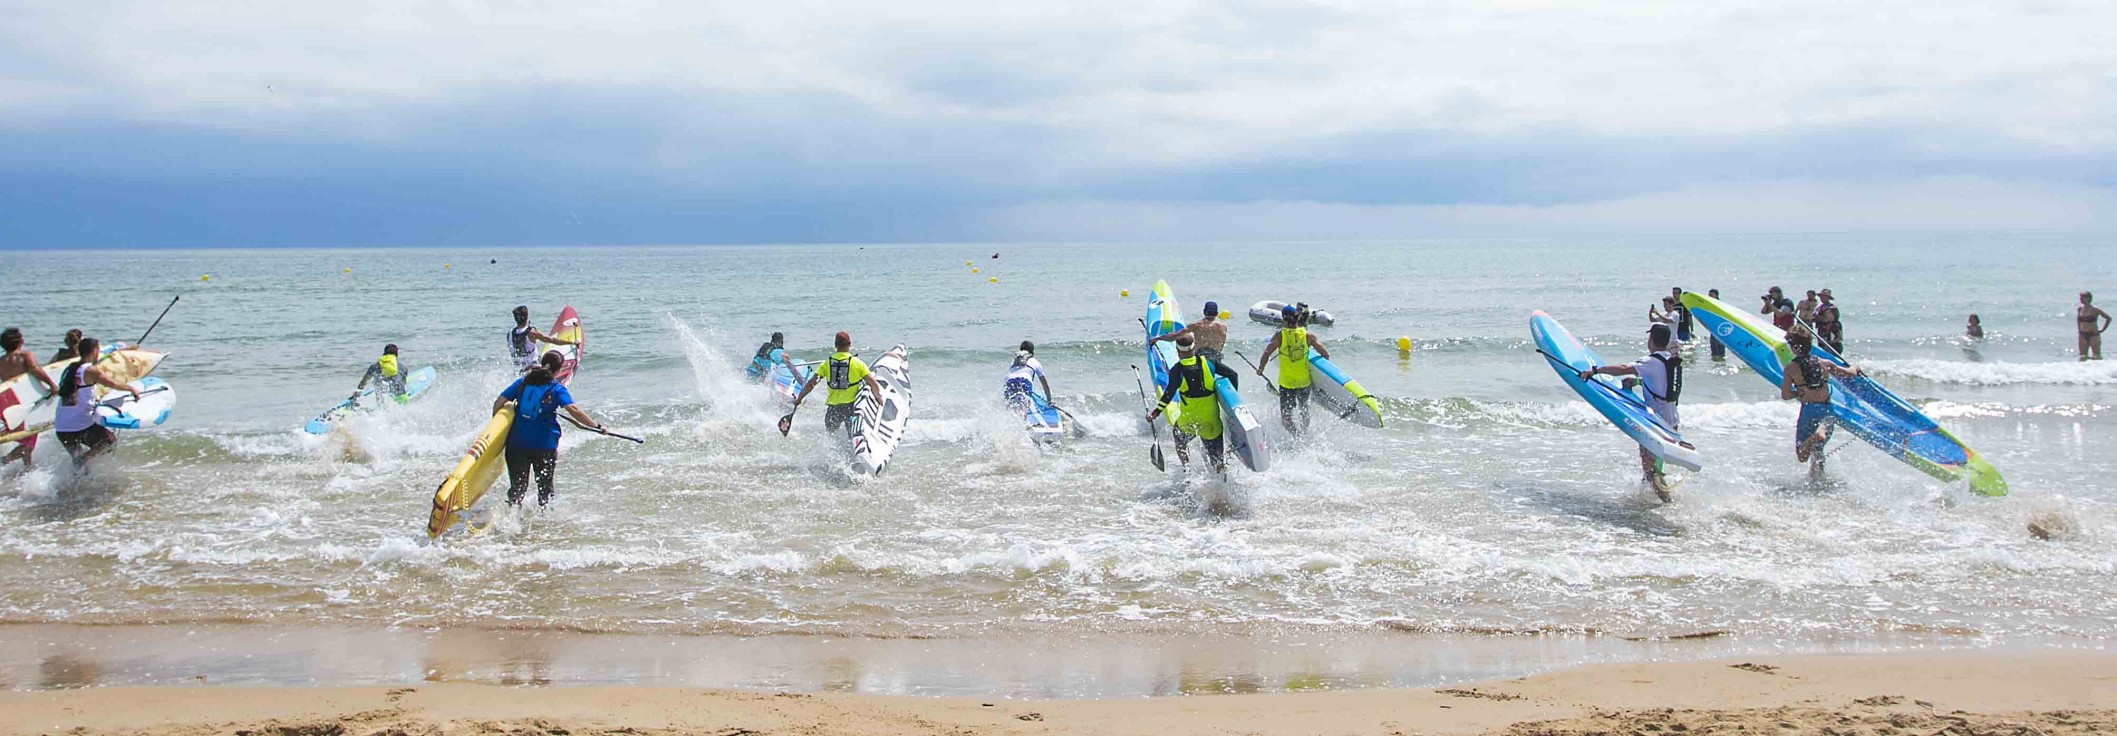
xmin=825 ymin=402 xmax=859 ymax=434
xmin=57 ymin=425 xmax=115 ymax=458
xmin=1797 ymin=402 xmax=1835 ymax=444
xmin=1195 ymin=347 xmax=1224 ymax=363
xmin=1003 ymin=377 xmax=1034 ymax=403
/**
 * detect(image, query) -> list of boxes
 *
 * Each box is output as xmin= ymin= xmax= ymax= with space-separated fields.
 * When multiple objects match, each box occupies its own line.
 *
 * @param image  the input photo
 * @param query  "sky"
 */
xmin=3 ymin=1 xmax=2115 ymax=248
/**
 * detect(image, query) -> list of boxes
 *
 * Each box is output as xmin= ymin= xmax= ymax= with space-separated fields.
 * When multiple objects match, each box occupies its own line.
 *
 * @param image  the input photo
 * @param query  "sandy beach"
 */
xmin=4 ymin=651 xmax=2111 ymax=736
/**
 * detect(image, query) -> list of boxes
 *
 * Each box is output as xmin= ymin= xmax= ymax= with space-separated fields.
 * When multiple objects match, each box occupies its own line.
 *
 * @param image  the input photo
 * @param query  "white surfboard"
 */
xmin=850 ymin=345 xmax=912 ymax=476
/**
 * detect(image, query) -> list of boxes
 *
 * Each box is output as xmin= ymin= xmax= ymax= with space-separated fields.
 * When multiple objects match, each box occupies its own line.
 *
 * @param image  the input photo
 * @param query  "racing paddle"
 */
xmin=1130 ymin=365 xmax=1166 ymax=471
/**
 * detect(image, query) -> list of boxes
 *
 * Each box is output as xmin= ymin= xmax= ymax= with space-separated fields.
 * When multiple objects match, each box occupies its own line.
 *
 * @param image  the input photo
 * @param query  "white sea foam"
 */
xmin=1866 ymin=358 xmax=2117 ymax=386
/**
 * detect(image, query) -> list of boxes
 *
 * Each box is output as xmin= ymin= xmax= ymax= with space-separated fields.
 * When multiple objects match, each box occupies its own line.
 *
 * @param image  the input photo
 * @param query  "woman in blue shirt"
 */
xmin=493 ymin=351 xmax=604 ymax=507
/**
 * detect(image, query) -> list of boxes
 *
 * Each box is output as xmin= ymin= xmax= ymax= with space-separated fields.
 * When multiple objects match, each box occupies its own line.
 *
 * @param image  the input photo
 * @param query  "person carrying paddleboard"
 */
xmin=507 ymin=306 xmax=577 ymax=372
xmin=52 ymin=337 xmax=139 ymax=466
xmin=1257 ymin=304 xmax=1330 ymax=436
xmin=745 ymin=332 xmax=803 ymax=381
xmin=2079 ymin=292 xmax=2110 ymax=361
xmin=349 ymin=344 xmax=410 ymax=405
xmin=49 ymin=329 xmax=85 ymax=363
xmin=1780 ymin=330 xmax=1861 ymax=473
xmin=1002 ymin=340 xmax=1055 ymax=412
xmin=789 ymin=331 xmax=884 ymax=436
xmin=1 ymin=327 xmax=60 ymax=468
xmin=1150 ymin=301 xmax=1229 ymax=363
xmin=494 ymin=351 xmax=604 ymax=508
xmin=1578 ymin=323 xmax=1684 ymax=498
xmin=1147 ymin=334 xmax=1240 ymax=474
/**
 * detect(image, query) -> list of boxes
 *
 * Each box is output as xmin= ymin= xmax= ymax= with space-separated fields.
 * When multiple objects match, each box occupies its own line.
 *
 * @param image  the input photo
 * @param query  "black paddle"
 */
xmin=1231 ymin=350 xmax=1281 ymax=396
xmin=565 ymin=415 xmax=644 ymax=444
xmin=134 ymin=296 xmax=179 ymax=346
xmin=1130 ymin=365 xmax=1167 ymax=471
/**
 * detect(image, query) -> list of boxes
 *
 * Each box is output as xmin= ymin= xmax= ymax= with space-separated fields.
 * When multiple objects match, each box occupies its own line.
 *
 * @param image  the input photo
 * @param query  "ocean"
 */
xmin=1 ymin=234 xmax=2112 ymax=695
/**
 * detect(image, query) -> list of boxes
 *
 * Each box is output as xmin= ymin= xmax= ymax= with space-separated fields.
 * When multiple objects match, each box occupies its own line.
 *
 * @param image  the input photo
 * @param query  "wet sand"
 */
xmin=4 ymin=651 xmax=2112 ymax=736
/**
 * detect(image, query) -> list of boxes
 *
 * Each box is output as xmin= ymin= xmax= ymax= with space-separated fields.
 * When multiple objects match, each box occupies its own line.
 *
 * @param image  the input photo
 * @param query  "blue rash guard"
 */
xmin=500 ymin=378 xmax=574 ymax=451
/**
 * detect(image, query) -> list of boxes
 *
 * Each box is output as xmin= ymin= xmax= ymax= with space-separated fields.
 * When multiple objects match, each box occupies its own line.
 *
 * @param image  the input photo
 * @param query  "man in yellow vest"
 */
xmin=1257 ymin=304 xmax=1331 ymax=436
xmin=350 ymin=344 xmax=410 ymax=405
xmin=789 ymin=331 xmax=884 ymax=436
xmin=1146 ymin=334 xmax=1241 ymax=473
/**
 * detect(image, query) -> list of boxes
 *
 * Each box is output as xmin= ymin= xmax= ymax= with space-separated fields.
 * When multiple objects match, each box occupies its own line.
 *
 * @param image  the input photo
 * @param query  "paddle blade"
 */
xmin=777 ymin=413 xmax=794 ymax=436
xmin=1150 ymin=444 xmax=1166 ymax=471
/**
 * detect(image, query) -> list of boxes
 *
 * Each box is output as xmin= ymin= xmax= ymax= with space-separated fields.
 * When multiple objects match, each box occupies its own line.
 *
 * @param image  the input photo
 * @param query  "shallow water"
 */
xmin=1 ymin=236 xmax=2112 ymax=659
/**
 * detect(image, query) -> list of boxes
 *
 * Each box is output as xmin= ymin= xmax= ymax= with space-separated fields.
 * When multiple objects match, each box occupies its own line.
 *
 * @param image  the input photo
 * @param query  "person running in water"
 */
xmin=788 ymin=331 xmax=884 ymax=436
xmin=1705 ymin=289 xmax=1727 ymax=362
xmin=50 ymin=329 xmax=84 ymax=362
xmin=1147 ymin=333 xmax=1241 ymax=474
xmin=506 ymin=306 xmax=577 ymax=372
xmin=1 ymin=328 xmax=60 ymax=468
xmin=744 ymin=332 xmax=803 ymax=381
xmin=1780 ymin=330 xmax=1861 ymax=476
xmin=1258 ymin=304 xmax=1330 ymax=436
xmin=1002 ymin=340 xmax=1056 ymax=412
xmin=494 ymin=351 xmax=603 ymax=508
xmin=348 ymin=344 xmax=411 ymax=404
xmin=1150 ymin=300 xmax=1229 ymax=363
xmin=1579 ymin=323 xmax=1685 ymax=500
xmin=51 ymin=337 xmax=139 ymax=466
xmin=2079 ymin=292 xmax=2110 ymax=361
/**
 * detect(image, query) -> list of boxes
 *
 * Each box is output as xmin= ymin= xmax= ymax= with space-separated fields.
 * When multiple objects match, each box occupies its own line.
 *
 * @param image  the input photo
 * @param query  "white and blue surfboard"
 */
xmin=1530 ymin=311 xmax=1703 ymax=472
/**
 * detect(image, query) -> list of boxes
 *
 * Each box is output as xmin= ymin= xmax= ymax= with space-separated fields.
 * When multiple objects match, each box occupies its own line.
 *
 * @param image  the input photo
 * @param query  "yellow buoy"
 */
xmin=200 ymin=274 xmax=210 ymax=281
xmin=971 ymin=267 xmax=980 ymax=274
xmin=343 ymin=268 xmax=351 ymax=274
xmin=1220 ymin=311 xmax=1232 ymax=320
xmin=989 ymin=277 xmax=998 ymax=283
xmin=965 ymin=261 xmax=973 ymax=266
xmin=1120 ymin=289 xmax=1130 ymax=298
xmin=1397 ymin=335 xmax=1413 ymax=360
xmin=444 ymin=263 xmax=452 ymax=269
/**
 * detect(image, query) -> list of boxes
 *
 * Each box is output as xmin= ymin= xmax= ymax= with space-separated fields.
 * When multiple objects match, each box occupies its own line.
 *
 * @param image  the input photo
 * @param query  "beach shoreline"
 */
xmin=4 ymin=651 xmax=2112 ymax=736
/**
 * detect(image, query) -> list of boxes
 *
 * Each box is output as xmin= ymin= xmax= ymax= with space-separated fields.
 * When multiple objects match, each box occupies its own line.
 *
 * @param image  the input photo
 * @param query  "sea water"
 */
xmin=0 ymin=234 xmax=2112 ymax=691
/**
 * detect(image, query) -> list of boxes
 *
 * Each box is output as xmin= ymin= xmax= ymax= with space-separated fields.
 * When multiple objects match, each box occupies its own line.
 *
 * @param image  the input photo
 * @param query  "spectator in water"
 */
xmin=1965 ymin=315 xmax=1984 ymax=340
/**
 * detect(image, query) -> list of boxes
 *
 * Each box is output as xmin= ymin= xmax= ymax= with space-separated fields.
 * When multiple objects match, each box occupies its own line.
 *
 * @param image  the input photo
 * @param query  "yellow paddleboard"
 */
xmin=427 ymin=403 xmax=516 ymax=538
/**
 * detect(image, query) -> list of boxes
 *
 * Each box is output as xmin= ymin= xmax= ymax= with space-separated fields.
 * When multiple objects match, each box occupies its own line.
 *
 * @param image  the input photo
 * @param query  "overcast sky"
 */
xmin=3 ymin=1 xmax=2114 ymax=247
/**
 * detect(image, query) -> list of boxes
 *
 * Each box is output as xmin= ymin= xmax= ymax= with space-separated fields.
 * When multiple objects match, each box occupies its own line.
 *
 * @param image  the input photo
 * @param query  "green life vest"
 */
xmin=1276 ymin=327 xmax=1313 ymax=389
xmin=1161 ymin=355 xmax=1223 ymax=440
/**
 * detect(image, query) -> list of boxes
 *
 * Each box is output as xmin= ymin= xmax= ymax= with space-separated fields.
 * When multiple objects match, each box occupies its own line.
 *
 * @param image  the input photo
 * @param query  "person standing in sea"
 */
xmin=2081 ymin=292 xmax=2110 ymax=361
xmin=1815 ymin=289 xmax=1844 ymax=354
xmin=1705 ymin=289 xmax=1728 ymax=362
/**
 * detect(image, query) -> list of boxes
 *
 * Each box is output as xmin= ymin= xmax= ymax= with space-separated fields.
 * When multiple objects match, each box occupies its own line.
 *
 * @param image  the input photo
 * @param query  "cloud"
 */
xmin=1 ymin=1 xmax=2114 ymax=246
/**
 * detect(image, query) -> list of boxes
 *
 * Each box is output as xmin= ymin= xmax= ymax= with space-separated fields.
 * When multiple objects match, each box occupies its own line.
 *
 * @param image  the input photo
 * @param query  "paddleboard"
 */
xmin=1530 ymin=311 xmax=1703 ymax=472
xmin=1681 ymin=292 xmax=2005 ymax=495
xmin=1144 ymin=280 xmax=1184 ymax=392
xmin=1 ymin=346 xmax=167 ymax=447
xmin=1248 ymin=300 xmax=1336 ymax=327
xmin=1017 ymin=387 xmax=1073 ymax=444
xmin=849 ymin=345 xmax=912 ymax=476
xmin=1287 ymin=345 xmax=1382 ymax=429
xmin=767 ymin=360 xmax=813 ymax=409
xmin=549 ymin=306 xmax=583 ymax=386
xmin=427 ymin=404 xmax=516 ymax=538
xmin=1214 ymin=375 xmax=1271 ymax=471
xmin=97 ymin=377 xmax=176 ymax=429
xmin=303 ymin=366 xmax=439 ymax=434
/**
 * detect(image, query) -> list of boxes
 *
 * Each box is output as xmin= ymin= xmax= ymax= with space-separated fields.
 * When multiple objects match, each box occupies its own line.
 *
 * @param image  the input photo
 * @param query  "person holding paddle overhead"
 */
xmin=1147 ymin=334 xmax=1240 ymax=474
xmin=1257 ymin=304 xmax=1330 ymax=436
xmin=1 ymin=327 xmax=60 ymax=468
xmin=493 ymin=351 xmax=604 ymax=508
xmin=1578 ymin=323 xmax=1684 ymax=499
xmin=52 ymin=337 xmax=139 ymax=466
xmin=785 ymin=331 xmax=883 ymax=437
